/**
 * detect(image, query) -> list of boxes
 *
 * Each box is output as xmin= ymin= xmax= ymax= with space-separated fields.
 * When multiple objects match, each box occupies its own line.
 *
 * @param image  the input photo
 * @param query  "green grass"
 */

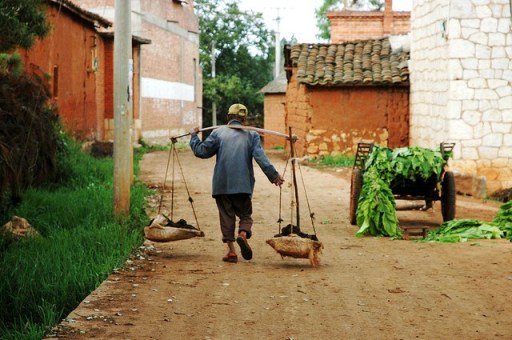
xmin=0 ymin=139 xmax=151 ymax=339
xmin=309 ymin=154 xmax=354 ymax=168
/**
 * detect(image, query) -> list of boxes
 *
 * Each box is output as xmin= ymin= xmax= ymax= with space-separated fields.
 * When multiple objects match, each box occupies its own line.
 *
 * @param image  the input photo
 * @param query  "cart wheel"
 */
xmin=441 ymin=171 xmax=456 ymax=222
xmin=349 ymin=168 xmax=363 ymax=225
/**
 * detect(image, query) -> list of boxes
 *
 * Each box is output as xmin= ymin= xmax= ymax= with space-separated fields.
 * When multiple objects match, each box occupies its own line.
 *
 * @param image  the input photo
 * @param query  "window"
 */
xmin=52 ymin=65 xmax=59 ymax=99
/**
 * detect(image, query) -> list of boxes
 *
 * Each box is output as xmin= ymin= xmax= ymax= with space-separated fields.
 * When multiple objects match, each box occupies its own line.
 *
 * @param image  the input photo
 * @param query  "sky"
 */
xmin=238 ymin=0 xmax=413 ymax=43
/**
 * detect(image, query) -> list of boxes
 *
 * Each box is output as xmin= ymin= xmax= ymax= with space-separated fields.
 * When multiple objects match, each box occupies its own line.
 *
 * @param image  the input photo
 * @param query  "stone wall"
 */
xmin=410 ymin=0 xmax=512 ymax=195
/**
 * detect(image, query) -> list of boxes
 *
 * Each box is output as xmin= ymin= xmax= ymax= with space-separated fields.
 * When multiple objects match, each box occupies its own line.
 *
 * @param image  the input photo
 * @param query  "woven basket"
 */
xmin=144 ymin=225 xmax=204 ymax=242
xmin=144 ymin=214 xmax=204 ymax=242
xmin=266 ymin=234 xmax=323 ymax=266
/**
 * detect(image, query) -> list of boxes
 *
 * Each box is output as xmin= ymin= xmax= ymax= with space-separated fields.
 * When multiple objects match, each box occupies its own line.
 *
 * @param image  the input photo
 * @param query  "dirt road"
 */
xmin=50 ymin=149 xmax=511 ymax=339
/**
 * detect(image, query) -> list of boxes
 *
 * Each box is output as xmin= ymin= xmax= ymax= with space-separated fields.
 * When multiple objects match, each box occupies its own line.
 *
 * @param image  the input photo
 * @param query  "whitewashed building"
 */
xmin=410 ymin=0 xmax=512 ymax=195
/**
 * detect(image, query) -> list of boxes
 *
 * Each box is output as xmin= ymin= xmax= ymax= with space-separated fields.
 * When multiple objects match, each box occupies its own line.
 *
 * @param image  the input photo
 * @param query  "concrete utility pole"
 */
xmin=113 ymin=0 xmax=133 ymax=215
xmin=211 ymin=41 xmax=217 ymax=126
xmin=274 ymin=9 xmax=281 ymax=79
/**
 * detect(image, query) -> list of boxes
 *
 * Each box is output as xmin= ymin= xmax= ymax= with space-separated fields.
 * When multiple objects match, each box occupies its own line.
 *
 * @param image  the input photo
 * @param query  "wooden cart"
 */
xmin=349 ymin=142 xmax=456 ymax=225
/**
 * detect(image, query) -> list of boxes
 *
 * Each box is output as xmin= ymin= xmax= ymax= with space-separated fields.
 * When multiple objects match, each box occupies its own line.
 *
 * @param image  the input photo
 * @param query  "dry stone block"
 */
xmin=1 ymin=216 xmax=40 ymax=240
xmin=454 ymin=172 xmax=487 ymax=198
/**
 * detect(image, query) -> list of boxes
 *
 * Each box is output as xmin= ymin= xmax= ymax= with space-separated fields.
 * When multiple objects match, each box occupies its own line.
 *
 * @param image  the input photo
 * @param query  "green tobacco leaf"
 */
xmin=356 ymin=144 xmax=453 ymax=239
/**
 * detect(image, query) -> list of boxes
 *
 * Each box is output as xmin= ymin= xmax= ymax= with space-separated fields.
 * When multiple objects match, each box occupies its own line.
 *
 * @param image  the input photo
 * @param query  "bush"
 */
xmin=0 ymin=54 xmax=62 ymax=212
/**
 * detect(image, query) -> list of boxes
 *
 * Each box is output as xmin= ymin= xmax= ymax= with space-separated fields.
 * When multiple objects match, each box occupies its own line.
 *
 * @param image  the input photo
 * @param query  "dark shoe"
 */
xmin=236 ymin=235 xmax=253 ymax=260
xmin=222 ymin=252 xmax=238 ymax=263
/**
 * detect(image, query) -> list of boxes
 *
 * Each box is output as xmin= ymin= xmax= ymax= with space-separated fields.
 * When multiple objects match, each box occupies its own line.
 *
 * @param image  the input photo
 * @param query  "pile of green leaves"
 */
xmin=424 ymin=219 xmax=503 ymax=243
xmin=355 ymin=167 xmax=400 ymax=237
xmin=424 ymin=201 xmax=512 ymax=242
xmin=365 ymin=145 xmax=447 ymax=183
xmin=493 ymin=200 xmax=512 ymax=237
xmin=355 ymin=145 xmax=449 ymax=238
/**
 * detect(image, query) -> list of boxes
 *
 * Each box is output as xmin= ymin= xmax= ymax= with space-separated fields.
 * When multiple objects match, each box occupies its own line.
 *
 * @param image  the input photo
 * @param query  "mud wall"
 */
xmin=263 ymin=93 xmax=287 ymax=150
xmin=285 ymin=76 xmax=409 ymax=157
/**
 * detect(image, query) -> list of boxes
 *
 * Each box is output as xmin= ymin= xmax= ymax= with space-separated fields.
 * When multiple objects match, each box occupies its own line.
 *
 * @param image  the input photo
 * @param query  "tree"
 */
xmin=0 ymin=1 xmax=57 ymax=210
xmin=194 ymin=0 xmax=274 ymax=127
xmin=315 ymin=0 xmax=384 ymax=41
xmin=0 ymin=0 xmax=50 ymax=52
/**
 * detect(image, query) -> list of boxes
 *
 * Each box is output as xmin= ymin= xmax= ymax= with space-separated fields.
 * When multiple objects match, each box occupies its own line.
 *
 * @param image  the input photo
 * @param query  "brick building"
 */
xmin=327 ymin=0 xmax=410 ymax=43
xmin=262 ymin=0 xmax=411 ymax=155
xmin=76 ymin=0 xmax=202 ymax=144
xmin=283 ymin=37 xmax=410 ymax=157
xmin=20 ymin=0 xmax=147 ymax=141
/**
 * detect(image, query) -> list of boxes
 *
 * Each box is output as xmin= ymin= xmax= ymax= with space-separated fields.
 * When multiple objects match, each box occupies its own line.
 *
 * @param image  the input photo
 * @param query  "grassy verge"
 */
xmin=0 ymin=140 xmax=151 ymax=339
xmin=308 ymin=154 xmax=355 ymax=168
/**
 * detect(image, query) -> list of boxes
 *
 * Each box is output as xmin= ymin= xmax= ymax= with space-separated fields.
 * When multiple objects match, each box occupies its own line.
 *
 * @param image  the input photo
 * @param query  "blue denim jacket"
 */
xmin=189 ymin=121 xmax=279 ymax=196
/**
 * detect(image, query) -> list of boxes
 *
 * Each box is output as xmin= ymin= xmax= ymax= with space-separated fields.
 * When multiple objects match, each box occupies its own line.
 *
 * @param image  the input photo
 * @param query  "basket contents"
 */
xmin=144 ymin=214 xmax=204 ymax=242
xmin=274 ymin=224 xmax=318 ymax=241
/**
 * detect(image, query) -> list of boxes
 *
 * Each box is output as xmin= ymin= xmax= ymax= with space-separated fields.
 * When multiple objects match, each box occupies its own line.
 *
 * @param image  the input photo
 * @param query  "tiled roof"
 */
xmin=258 ymin=72 xmax=287 ymax=94
xmin=50 ymin=0 xmax=112 ymax=28
xmin=286 ymin=37 xmax=409 ymax=86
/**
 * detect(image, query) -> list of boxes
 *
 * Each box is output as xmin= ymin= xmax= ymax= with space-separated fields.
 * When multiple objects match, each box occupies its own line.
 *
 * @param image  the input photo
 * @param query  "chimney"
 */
xmin=383 ymin=0 xmax=392 ymax=35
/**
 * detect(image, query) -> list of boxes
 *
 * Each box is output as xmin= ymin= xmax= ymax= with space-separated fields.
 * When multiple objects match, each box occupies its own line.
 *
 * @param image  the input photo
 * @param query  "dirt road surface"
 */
xmin=49 ymin=149 xmax=511 ymax=339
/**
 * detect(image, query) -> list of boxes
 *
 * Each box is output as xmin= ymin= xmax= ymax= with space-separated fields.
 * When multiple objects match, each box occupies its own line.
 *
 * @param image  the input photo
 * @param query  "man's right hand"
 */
xmin=190 ymin=127 xmax=200 ymax=135
xmin=273 ymin=175 xmax=285 ymax=187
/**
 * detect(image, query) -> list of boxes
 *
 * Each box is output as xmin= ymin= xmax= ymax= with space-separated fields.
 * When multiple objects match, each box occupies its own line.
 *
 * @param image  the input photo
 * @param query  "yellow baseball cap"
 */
xmin=228 ymin=103 xmax=248 ymax=116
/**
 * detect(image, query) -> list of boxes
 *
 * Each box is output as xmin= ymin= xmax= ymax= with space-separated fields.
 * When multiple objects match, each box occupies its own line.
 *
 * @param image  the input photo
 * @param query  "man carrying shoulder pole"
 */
xmin=189 ymin=103 xmax=285 ymax=263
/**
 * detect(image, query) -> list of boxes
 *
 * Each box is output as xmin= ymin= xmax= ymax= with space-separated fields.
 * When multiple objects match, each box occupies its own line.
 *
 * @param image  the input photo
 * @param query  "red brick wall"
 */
xmin=285 ymin=74 xmax=409 ymax=157
xmin=328 ymin=11 xmax=410 ymax=43
xmin=21 ymin=5 xmax=103 ymax=140
xmin=76 ymin=0 xmax=202 ymax=143
xmin=139 ymin=22 xmax=200 ymax=134
xmin=386 ymin=87 xmax=409 ymax=148
xmin=263 ymin=94 xmax=287 ymax=149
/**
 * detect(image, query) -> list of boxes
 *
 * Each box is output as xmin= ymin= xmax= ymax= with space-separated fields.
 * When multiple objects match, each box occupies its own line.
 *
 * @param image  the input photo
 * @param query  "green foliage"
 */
xmin=195 ymin=0 xmax=273 ymax=127
xmin=356 ymin=167 xmax=400 ymax=238
xmin=424 ymin=219 xmax=505 ymax=243
xmin=0 ymin=141 xmax=150 ymax=338
xmin=416 ymin=199 xmax=512 ymax=243
xmin=493 ymin=201 xmax=512 ymax=239
xmin=315 ymin=0 xmax=340 ymax=41
xmin=0 ymin=53 xmax=23 ymax=77
xmin=0 ymin=0 xmax=50 ymax=52
xmin=310 ymin=154 xmax=354 ymax=168
xmin=364 ymin=145 xmax=446 ymax=184
xmin=355 ymin=145 xmax=450 ymax=238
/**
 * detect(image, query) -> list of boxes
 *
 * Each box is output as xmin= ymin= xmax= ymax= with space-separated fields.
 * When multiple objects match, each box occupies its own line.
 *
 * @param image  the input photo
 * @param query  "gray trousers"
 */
xmin=214 ymin=194 xmax=253 ymax=243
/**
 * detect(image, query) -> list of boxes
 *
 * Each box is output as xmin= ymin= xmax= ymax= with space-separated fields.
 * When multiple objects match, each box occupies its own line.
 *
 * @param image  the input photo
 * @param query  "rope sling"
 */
xmin=266 ymin=127 xmax=323 ymax=266
xmin=276 ymin=130 xmax=317 ymax=239
xmin=144 ymin=140 xmax=204 ymax=242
